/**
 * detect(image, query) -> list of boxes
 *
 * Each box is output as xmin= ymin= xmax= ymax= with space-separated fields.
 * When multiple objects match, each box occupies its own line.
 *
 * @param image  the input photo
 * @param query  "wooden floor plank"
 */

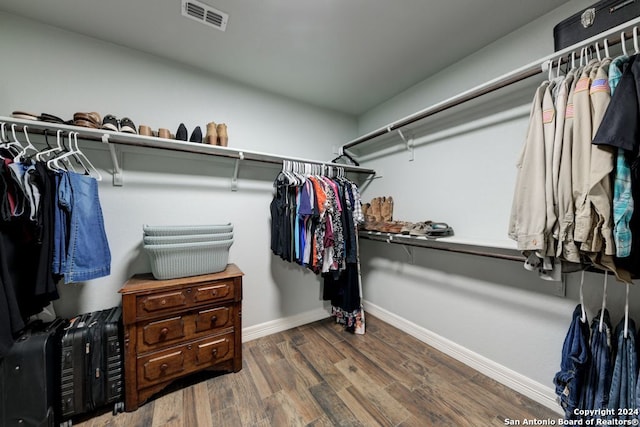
xmin=151 ymin=388 xmax=183 ymax=427
xmin=334 ymin=358 xmax=411 ymax=426
xmin=73 ymin=314 xmax=560 ymax=427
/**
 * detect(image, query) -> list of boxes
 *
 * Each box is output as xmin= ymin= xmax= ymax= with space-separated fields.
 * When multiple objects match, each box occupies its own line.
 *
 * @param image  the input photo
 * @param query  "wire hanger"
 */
xmin=598 ymin=271 xmax=608 ymax=333
xmin=579 ymin=270 xmax=587 ymax=323
xmin=35 ymin=129 xmax=64 ymax=161
xmin=14 ymin=126 xmax=39 ymax=162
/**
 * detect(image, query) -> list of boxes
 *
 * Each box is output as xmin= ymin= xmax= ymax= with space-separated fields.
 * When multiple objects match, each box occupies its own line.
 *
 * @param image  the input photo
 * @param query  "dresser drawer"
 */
xmin=137 ymin=306 xmax=235 ymax=352
xmin=135 ymin=279 xmax=236 ymax=320
xmin=137 ymin=331 xmax=235 ymax=389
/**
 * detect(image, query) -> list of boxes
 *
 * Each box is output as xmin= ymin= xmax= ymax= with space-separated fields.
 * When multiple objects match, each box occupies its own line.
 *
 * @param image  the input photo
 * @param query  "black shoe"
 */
xmin=176 ymin=123 xmax=188 ymax=141
xmin=102 ymin=114 xmax=119 ymax=131
xmin=120 ymin=117 xmax=137 ymax=134
xmin=189 ymin=126 xmax=203 ymax=143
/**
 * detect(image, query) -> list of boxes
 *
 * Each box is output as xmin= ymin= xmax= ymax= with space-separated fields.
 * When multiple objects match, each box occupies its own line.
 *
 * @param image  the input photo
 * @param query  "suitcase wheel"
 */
xmin=113 ymin=401 xmax=125 ymax=415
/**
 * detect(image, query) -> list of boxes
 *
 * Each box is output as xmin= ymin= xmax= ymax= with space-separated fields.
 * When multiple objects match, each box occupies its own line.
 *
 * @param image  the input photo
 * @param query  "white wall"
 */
xmin=0 ymin=11 xmax=357 ymax=329
xmin=355 ymin=0 xmax=640 ymax=404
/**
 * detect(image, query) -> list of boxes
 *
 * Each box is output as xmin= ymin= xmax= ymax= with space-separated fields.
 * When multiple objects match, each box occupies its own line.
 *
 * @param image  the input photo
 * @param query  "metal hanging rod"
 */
xmin=0 ymin=116 xmax=375 ymax=176
xmin=342 ymin=15 xmax=640 ymax=152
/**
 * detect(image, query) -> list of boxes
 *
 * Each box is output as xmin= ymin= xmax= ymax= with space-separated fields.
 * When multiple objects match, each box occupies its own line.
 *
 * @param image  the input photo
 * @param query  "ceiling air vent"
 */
xmin=181 ymin=0 xmax=229 ymax=32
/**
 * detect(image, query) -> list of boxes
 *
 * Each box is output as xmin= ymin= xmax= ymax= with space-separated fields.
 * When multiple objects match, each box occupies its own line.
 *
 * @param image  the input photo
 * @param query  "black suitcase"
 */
xmin=553 ymin=0 xmax=640 ymax=51
xmin=0 ymin=318 xmax=67 ymax=427
xmin=59 ymin=306 xmax=124 ymax=425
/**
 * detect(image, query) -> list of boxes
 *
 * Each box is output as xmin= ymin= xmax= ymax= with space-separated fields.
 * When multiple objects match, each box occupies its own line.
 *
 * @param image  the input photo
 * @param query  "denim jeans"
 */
xmin=554 ymin=304 xmax=591 ymax=419
xmin=580 ymin=309 xmax=613 ymax=418
xmin=608 ymin=318 xmax=637 ymax=420
xmin=55 ymin=171 xmax=111 ymax=283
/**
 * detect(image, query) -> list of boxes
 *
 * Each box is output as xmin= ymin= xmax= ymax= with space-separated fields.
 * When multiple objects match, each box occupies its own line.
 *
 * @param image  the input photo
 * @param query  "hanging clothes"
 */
xmin=510 ymin=52 xmax=640 ymax=283
xmin=580 ymin=309 xmax=613 ymax=418
xmin=554 ymin=304 xmax=591 ymax=420
xmin=270 ymin=164 xmax=365 ymax=332
xmin=607 ymin=318 xmax=637 ymax=422
xmin=0 ymin=127 xmax=111 ymax=357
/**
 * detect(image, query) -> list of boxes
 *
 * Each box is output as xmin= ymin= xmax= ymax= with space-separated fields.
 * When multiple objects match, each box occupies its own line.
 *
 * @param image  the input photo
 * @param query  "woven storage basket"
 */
xmin=143 ymin=232 xmax=233 ymax=246
xmin=144 ymin=238 xmax=234 ymax=280
xmin=143 ymin=223 xmax=233 ymax=236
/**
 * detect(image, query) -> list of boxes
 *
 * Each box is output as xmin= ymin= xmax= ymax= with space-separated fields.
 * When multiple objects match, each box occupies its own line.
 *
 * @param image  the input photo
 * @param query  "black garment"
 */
xmin=592 ymin=54 xmax=640 ymax=276
xmin=322 ymin=263 xmax=360 ymax=314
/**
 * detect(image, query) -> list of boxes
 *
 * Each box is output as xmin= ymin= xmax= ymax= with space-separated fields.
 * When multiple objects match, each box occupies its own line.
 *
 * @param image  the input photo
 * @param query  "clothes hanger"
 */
xmin=14 ymin=126 xmax=39 ymax=162
xmin=5 ymin=124 xmax=25 ymax=155
xmin=603 ymin=38 xmax=610 ymax=59
xmin=579 ymin=270 xmax=587 ymax=323
xmin=69 ymin=132 xmax=102 ymax=181
xmin=633 ymin=26 xmax=639 ymax=54
xmin=621 ymin=31 xmax=629 ymax=57
xmin=598 ymin=271 xmax=608 ymax=333
xmin=595 ymin=42 xmax=602 ymax=61
xmin=35 ymin=129 xmax=64 ymax=161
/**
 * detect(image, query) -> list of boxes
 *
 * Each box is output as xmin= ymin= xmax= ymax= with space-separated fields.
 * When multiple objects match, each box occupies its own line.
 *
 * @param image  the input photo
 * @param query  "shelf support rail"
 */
xmin=231 ymin=151 xmax=244 ymax=191
xmin=101 ymin=134 xmax=123 ymax=186
xmin=342 ymin=15 xmax=640 ymax=153
xmin=396 ymin=129 xmax=414 ymax=161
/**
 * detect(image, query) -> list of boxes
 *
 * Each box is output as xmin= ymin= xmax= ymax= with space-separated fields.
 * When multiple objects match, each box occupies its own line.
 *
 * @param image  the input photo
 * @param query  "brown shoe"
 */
xmin=369 ymin=197 xmax=382 ymax=222
xmin=158 ymin=128 xmax=171 ymax=139
xmin=217 ymin=123 xmax=228 ymax=147
xmin=381 ymin=196 xmax=393 ymax=222
xmin=206 ymin=122 xmax=218 ymax=145
xmin=139 ymin=125 xmax=153 ymax=136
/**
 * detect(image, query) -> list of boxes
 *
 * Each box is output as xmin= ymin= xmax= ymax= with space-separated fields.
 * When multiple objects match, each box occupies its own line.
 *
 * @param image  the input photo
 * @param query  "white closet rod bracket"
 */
xmin=101 ymin=134 xmax=124 ymax=187
xmin=397 ymin=129 xmax=414 ymax=162
xmin=231 ymin=151 xmax=244 ymax=191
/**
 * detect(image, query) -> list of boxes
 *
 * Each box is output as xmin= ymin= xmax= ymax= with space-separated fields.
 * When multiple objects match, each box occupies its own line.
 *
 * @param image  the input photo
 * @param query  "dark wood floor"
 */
xmin=76 ymin=314 xmax=560 ymax=426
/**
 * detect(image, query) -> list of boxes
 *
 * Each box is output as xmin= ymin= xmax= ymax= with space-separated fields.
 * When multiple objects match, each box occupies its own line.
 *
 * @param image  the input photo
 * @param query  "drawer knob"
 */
xmin=159 ymin=327 xmax=169 ymax=338
xmin=160 ymin=299 xmax=167 ymax=305
xmin=210 ymin=315 xmax=218 ymax=325
xmin=211 ymin=290 xmax=218 ymax=296
xmin=211 ymin=348 xmax=218 ymax=357
xmin=160 ymin=363 xmax=168 ymax=372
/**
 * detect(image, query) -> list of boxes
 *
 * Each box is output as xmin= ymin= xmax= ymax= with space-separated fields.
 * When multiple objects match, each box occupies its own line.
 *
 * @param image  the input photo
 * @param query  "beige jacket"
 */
xmin=509 ymin=81 xmax=548 ymax=252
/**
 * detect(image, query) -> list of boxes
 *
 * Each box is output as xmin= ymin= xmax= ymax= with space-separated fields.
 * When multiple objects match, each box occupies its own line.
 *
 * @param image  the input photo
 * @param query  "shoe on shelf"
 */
xmin=369 ymin=197 xmax=382 ymax=222
xmin=138 ymin=125 xmax=153 ymax=136
xmin=189 ymin=126 xmax=203 ymax=143
xmin=409 ymin=221 xmax=433 ymax=237
xmin=176 ymin=123 xmax=188 ymax=141
xmin=12 ymin=111 xmax=39 ymax=121
xmin=158 ymin=128 xmax=171 ymax=139
xmin=101 ymin=114 xmax=119 ymax=131
xmin=120 ymin=117 xmax=137 ymax=134
xmin=381 ymin=196 xmax=393 ymax=221
xmin=216 ymin=123 xmax=228 ymax=146
xmin=206 ymin=122 xmax=217 ymax=145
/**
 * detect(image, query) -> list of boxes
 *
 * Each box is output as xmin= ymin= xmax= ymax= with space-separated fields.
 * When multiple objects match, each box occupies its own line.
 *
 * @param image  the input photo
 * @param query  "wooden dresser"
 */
xmin=119 ymin=264 xmax=243 ymax=412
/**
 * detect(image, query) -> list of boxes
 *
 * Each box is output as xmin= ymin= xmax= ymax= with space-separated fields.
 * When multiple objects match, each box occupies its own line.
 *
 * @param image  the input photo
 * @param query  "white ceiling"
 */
xmin=0 ymin=0 xmax=569 ymax=115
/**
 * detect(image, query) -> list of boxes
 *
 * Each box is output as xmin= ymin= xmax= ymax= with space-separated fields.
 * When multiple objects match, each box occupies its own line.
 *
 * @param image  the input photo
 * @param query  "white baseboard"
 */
xmin=242 ymin=307 xmax=329 ymax=342
xmin=362 ymin=300 xmax=563 ymax=415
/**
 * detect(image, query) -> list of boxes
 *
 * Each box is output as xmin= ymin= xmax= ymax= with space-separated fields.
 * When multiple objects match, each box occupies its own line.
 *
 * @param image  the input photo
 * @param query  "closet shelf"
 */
xmin=358 ymin=230 xmax=523 ymax=262
xmin=342 ymin=16 xmax=640 ymax=155
xmin=0 ymin=116 xmax=376 ymax=186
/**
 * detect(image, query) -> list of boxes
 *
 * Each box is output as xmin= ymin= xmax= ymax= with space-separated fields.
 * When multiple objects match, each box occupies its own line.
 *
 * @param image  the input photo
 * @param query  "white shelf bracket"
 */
xmin=101 ymin=134 xmax=123 ymax=186
xmin=231 ymin=151 xmax=244 ymax=191
xmin=397 ymin=129 xmax=414 ymax=161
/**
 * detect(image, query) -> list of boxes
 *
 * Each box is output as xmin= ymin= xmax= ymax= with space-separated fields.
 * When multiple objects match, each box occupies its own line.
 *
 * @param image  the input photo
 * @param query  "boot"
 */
xmin=381 ymin=196 xmax=393 ymax=222
xmin=205 ymin=122 xmax=218 ymax=145
xmin=369 ymin=197 xmax=382 ymax=222
xmin=217 ymin=123 xmax=228 ymax=147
